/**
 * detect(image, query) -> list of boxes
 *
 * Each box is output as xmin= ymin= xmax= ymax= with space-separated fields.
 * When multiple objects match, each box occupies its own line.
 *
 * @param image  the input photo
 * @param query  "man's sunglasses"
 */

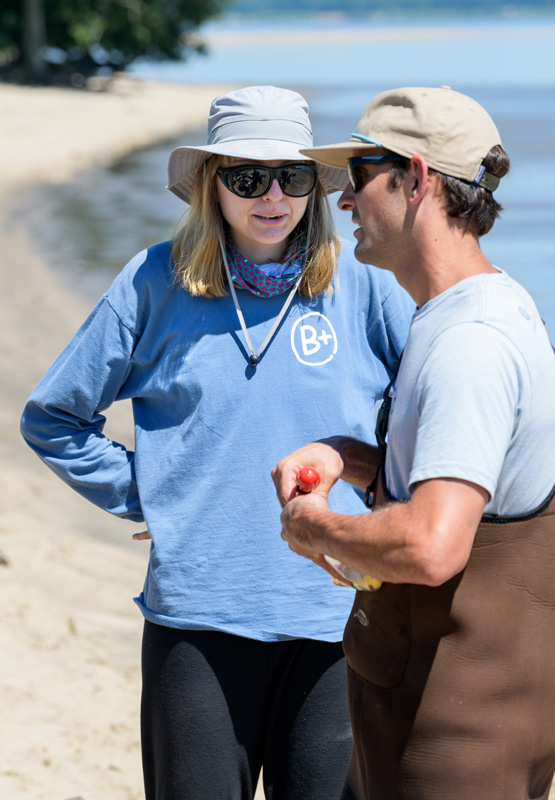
xmin=347 ymin=154 xmax=405 ymax=193
xmin=216 ymin=163 xmax=318 ymax=198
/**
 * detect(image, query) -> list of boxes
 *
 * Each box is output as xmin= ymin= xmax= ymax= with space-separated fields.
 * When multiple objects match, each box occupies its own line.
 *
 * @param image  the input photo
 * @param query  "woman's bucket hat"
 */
xmin=167 ymin=85 xmax=348 ymax=203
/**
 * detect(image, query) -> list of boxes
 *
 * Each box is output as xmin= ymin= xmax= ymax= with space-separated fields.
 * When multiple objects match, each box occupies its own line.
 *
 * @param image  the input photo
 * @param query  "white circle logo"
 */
xmin=290 ymin=312 xmax=338 ymax=366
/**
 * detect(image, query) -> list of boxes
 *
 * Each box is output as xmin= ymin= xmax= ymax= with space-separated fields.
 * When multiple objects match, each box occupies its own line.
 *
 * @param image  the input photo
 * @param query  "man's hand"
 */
xmin=132 ymin=530 xmax=151 ymax=541
xmin=280 ymin=492 xmax=353 ymax=586
xmin=271 ymin=440 xmax=345 ymax=509
xmin=280 ymin=490 xmax=327 ymax=554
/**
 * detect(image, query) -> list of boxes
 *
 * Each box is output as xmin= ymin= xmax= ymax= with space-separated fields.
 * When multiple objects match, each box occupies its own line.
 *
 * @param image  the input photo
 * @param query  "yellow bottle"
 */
xmin=324 ymin=555 xmax=382 ymax=592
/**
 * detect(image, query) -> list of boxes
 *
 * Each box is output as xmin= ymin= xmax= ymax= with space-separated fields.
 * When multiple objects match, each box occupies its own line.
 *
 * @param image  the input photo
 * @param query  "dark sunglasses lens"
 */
xmin=227 ymin=167 xmax=270 ymax=198
xmin=348 ymin=162 xmax=366 ymax=193
xmin=347 ymin=162 xmax=356 ymax=191
xmin=278 ymin=166 xmax=317 ymax=197
xmin=224 ymin=165 xmax=317 ymax=197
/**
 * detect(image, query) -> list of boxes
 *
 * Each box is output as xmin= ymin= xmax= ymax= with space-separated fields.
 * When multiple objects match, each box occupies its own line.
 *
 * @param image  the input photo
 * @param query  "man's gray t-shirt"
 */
xmin=386 ymin=270 xmax=555 ymax=515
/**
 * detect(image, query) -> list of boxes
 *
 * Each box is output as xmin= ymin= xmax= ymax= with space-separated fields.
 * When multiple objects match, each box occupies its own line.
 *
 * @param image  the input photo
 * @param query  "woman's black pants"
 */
xmin=141 ymin=621 xmax=352 ymax=800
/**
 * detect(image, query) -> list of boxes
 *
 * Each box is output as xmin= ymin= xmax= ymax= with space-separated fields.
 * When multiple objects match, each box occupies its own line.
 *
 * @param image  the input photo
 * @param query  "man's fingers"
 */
xmin=132 ymin=531 xmax=151 ymax=541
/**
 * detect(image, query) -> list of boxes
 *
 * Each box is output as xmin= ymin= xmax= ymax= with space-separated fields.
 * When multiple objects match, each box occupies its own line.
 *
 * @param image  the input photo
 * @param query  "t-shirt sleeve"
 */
xmin=408 ymin=322 xmax=529 ymax=498
xmin=20 ymin=295 xmax=144 ymax=521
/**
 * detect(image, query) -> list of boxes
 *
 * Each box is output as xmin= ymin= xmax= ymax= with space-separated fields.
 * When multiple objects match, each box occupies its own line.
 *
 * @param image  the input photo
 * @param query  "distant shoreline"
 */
xmin=203 ymin=19 xmax=555 ymax=48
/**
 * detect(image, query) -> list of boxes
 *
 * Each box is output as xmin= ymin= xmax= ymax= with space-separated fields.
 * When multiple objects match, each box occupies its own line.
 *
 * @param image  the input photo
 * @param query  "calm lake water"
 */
xmin=33 ymin=14 xmax=555 ymax=337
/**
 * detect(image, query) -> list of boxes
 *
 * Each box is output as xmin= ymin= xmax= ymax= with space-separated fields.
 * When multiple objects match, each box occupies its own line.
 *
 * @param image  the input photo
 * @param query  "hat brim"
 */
xmin=167 ymin=142 xmax=348 ymax=203
xmin=300 ymin=141 xmax=384 ymax=169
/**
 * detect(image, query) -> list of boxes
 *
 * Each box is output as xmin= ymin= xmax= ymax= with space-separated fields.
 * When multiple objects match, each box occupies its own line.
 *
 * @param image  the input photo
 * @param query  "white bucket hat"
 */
xmin=167 ymin=85 xmax=348 ymax=203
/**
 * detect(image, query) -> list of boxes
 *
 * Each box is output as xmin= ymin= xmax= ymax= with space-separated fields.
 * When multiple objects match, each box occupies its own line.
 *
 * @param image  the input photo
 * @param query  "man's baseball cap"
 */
xmin=300 ymin=86 xmax=503 ymax=191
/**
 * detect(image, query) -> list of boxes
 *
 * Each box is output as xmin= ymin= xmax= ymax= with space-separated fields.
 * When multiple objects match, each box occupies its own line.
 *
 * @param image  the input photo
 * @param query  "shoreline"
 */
xmin=203 ymin=20 xmax=555 ymax=47
xmin=0 ymin=74 xmax=235 ymax=189
xmin=0 ymin=74 xmax=235 ymax=800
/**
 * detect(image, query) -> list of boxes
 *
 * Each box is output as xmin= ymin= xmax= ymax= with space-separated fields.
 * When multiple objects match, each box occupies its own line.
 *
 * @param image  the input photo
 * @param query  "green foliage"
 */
xmin=0 ymin=2 xmax=20 ymax=65
xmin=1 ymin=0 xmax=231 ymax=79
xmin=43 ymin=0 xmax=228 ymax=62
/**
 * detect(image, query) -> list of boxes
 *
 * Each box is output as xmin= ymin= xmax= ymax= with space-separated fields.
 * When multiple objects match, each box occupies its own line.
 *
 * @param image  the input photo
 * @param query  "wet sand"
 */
xmin=0 ymin=74 xmax=249 ymax=800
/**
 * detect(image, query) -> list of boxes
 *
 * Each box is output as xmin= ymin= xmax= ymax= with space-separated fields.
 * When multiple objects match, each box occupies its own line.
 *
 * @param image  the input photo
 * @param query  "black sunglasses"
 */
xmin=216 ymin=163 xmax=318 ymax=198
xmin=347 ymin=155 xmax=405 ymax=193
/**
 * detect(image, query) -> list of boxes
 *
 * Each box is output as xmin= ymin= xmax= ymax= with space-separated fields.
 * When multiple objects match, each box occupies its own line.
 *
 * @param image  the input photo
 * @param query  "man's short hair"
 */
xmin=386 ymin=144 xmax=510 ymax=237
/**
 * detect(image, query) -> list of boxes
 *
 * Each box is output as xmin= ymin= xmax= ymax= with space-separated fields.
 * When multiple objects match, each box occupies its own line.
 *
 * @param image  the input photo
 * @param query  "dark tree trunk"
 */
xmin=22 ymin=0 xmax=48 ymax=82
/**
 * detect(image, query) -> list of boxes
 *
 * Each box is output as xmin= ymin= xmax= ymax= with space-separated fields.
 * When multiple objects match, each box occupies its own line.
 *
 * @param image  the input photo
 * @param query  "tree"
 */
xmin=22 ymin=0 xmax=47 ymax=82
xmin=0 ymin=0 xmax=232 ymax=84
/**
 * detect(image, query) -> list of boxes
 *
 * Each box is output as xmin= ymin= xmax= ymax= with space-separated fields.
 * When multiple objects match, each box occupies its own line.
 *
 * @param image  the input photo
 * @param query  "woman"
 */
xmin=20 ymin=86 xmax=413 ymax=800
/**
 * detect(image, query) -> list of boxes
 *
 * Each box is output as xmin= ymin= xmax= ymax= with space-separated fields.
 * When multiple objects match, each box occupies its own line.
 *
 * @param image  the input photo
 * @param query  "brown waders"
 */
xmin=341 ymin=467 xmax=555 ymax=800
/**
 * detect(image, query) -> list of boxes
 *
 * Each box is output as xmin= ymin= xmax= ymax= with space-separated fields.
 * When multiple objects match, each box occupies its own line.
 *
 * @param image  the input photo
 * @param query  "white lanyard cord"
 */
xmin=218 ymin=195 xmax=314 ymax=368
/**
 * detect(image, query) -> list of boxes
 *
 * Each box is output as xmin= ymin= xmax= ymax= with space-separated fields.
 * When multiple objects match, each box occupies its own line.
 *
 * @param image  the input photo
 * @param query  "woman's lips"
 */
xmin=253 ymin=214 xmax=287 ymax=224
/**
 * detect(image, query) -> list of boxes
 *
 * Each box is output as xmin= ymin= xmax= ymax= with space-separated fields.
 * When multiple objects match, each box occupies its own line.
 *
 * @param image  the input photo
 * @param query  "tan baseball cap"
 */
xmin=300 ymin=86 xmax=503 ymax=191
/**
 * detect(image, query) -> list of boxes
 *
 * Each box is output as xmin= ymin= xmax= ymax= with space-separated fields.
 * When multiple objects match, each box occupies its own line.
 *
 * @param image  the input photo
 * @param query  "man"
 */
xmin=271 ymin=86 xmax=555 ymax=799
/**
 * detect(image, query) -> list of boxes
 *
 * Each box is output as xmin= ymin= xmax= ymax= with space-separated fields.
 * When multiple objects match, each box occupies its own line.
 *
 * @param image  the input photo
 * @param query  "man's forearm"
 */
xmin=281 ymin=500 xmax=428 ymax=586
xmin=281 ymin=477 xmax=488 ymax=587
xmin=322 ymin=436 xmax=382 ymax=491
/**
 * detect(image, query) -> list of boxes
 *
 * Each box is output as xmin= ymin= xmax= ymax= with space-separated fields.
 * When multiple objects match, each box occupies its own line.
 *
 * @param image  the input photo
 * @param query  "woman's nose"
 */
xmin=265 ymin=178 xmax=284 ymax=199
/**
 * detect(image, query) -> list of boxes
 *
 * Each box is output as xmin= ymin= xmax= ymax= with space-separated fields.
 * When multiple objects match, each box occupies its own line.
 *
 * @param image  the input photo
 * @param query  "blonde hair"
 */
xmin=171 ymin=155 xmax=340 ymax=299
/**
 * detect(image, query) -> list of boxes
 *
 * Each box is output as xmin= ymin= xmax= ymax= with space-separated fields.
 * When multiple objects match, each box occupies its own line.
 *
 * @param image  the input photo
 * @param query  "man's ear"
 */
xmin=407 ymin=155 xmax=429 ymax=204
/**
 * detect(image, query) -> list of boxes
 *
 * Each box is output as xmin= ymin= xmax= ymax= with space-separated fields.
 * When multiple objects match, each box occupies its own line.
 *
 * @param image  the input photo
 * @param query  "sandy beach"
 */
xmin=0 ymin=74 xmax=243 ymax=800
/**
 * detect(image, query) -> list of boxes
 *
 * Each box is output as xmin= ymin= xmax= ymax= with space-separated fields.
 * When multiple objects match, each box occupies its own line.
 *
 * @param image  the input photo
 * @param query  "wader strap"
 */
xmin=365 ymin=353 xmax=403 ymax=508
xmin=375 ymin=353 xmax=402 ymax=451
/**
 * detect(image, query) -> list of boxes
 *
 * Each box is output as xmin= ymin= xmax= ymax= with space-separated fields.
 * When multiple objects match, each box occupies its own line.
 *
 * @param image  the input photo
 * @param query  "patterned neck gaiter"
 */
xmin=226 ymin=239 xmax=305 ymax=297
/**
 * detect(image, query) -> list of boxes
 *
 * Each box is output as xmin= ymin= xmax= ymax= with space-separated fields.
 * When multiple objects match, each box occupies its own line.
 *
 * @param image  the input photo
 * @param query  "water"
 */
xmin=35 ymin=14 xmax=555 ymax=337
xmin=130 ymin=16 xmax=555 ymax=88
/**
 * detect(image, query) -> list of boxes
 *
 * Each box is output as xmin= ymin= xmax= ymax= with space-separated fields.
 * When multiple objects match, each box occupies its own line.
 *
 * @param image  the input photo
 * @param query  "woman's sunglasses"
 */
xmin=347 ymin=155 xmax=404 ymax=193
xmin=216 ymin=163 xmax=318 ymax=198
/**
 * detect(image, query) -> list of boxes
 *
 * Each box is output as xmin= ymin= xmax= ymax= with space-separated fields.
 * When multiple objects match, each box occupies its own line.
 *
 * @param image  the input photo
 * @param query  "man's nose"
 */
xmin=337 ymin=181 xmax=355 ymax=210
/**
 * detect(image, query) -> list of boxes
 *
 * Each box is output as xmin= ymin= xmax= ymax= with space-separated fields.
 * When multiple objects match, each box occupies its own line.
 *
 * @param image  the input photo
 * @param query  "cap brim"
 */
xmin=300 ymin=141 xmax=382 ymax=169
